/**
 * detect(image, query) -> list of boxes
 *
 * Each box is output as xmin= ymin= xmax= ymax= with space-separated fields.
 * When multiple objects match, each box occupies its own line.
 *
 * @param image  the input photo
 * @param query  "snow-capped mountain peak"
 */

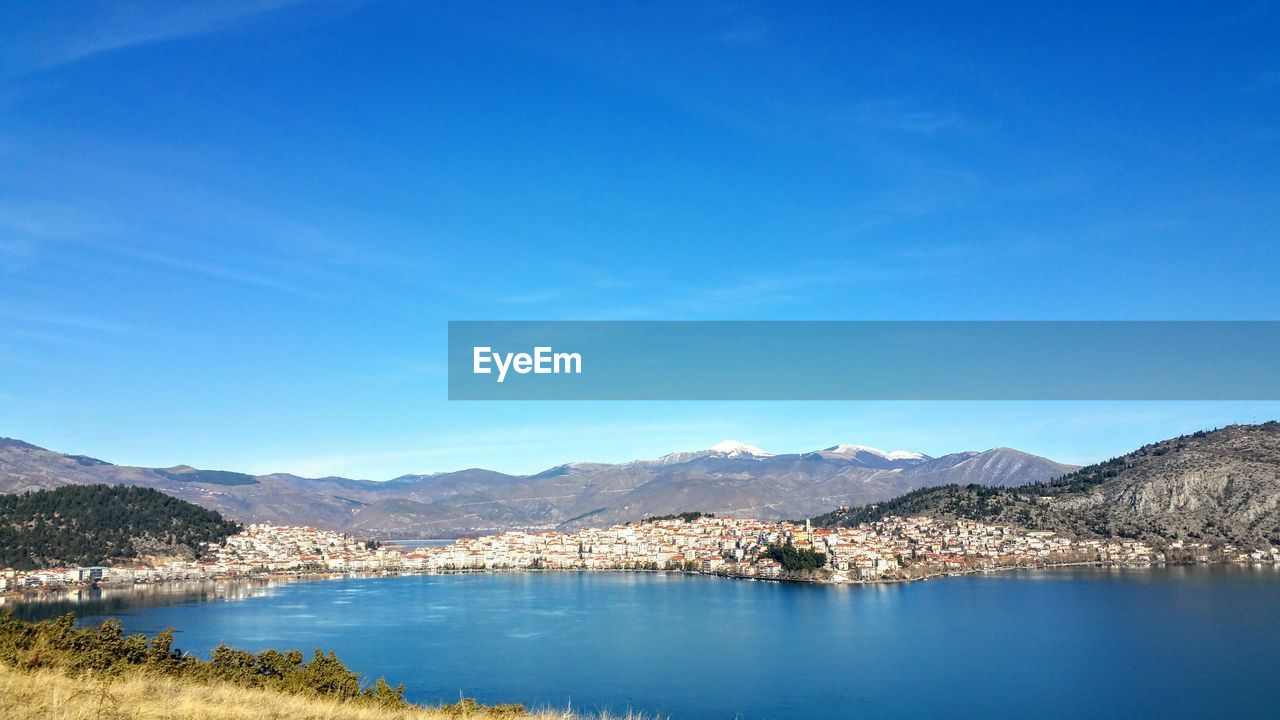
xmin=707 ymin=440 xmax=773 ymax=457
xmin=822 ymin=444 xmax=927 ymax=462
xmin=641 ymin=439 xmax=774 ymax=466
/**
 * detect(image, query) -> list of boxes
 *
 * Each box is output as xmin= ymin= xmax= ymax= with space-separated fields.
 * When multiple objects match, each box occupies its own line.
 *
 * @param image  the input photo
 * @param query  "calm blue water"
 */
xmin=15 ymin=567 xmax=1280 ymax=719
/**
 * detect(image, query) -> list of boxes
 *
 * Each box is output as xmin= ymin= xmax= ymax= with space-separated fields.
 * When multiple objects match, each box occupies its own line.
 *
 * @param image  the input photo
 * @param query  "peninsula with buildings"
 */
xmin=6 ymin=513 xmax=1277 ymax=599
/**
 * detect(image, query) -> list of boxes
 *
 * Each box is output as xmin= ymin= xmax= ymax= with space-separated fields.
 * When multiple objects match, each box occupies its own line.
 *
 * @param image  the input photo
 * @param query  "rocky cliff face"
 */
xmin=817 ymin=422 xmax=1280 ymax=547
xmin=1055 ymin=423 xmax=1280 ymax=543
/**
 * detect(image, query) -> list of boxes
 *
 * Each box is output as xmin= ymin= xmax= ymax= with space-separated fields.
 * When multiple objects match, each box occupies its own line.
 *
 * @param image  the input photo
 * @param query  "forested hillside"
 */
xmin=0 ymin=485 xmax=241 ymax=570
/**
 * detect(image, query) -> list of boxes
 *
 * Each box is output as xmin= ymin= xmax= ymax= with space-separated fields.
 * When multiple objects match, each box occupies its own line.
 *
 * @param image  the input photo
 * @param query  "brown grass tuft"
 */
xmin=0 ymin=664 xmax=651 ymax=720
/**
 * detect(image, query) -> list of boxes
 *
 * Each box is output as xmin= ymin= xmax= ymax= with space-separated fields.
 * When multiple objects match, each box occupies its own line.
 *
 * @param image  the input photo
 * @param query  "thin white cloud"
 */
xmin=846 ymin=99 xmax=966 ymax=136
xmin=493 ymin=288 xmax=566 ymax=304
xmin=591 ymin=260 xmax=933 ymax=319
xmin=0 ymin=306 xmax=134 ymax=335
xmin=102 ymin=241 xmax=303 ymax=294
xmin=2 ymin=1 xmax=326 ymax=72
xmin=0 ymin=141 xmax=390 ymax=299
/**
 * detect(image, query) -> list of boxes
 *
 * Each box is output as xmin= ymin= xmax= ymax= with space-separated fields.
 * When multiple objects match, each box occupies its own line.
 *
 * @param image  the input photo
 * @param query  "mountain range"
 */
xmin=814 ymin=422 xmax=1280 ymax=548
xmin=0 ymin=437 xmax=1076 ymax=538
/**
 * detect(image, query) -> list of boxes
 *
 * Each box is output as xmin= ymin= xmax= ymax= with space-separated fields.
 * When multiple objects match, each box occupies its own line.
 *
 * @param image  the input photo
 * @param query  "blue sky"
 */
xmin=1 ymin=1 xmax=1278 ymax=478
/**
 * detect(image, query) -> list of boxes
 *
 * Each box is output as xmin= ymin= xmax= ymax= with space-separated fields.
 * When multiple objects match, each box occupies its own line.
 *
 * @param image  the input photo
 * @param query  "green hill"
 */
xmin=0 ymin=484 xmax=241 ymax=570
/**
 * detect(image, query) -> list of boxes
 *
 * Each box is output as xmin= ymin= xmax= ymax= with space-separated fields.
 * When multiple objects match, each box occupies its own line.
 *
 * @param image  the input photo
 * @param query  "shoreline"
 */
xmin=6 ymin=557 xmax=1278 ymax=606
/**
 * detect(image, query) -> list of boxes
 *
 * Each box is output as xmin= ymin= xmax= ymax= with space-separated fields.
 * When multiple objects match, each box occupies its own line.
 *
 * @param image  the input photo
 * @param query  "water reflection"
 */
xmin=2 ymin=578 xmax=291 ymax=623
xmin=3 ymin=566 xmax=1279 ymax=719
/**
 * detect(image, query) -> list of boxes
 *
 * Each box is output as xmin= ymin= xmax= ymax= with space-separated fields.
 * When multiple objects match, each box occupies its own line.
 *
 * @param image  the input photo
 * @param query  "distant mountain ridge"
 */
xmin=813 ymin=422 xmax=1280 ymax=548
xmin=0 ymin=437 xmax=1076 ymax=538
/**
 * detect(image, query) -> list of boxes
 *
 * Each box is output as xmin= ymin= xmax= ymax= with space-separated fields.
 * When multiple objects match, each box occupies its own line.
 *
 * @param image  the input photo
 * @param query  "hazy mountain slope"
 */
xmin=343 ymin=498 xmax=470 ymax=536
xmin=814 ymin=422 xmax=1280 ymax=547
xmin=0 ymin=438 xmax=163 ymax=492
xmin=0 ymin=437 xmax=1075 ymax=537
xmin=904 ymin=448 xmax=1077 ymax=488
xmin=0 ymin=439 xmax=382 ymax=529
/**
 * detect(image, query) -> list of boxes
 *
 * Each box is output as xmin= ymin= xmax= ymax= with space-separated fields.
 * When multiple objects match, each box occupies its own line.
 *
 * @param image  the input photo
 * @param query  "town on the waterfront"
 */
xmin=6 ymin=514 xmax=1279 ymax=598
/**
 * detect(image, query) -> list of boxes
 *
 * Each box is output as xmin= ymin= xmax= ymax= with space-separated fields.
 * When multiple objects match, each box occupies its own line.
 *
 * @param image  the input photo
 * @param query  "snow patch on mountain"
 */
xmin=824 ymin=444 xmax=926 ymax=461
xmin=641 ymin=439 xmax=773 ymax=466
xmin=707 ymin=440 xmax=773 ymax=457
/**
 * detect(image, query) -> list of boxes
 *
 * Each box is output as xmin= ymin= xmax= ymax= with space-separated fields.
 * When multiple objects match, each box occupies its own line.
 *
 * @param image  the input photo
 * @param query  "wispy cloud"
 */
xmin=0 ymin=306 xmax=135 ymax=364
xmin=355 ymin=358 xmax=447 ymax=386
xmin=492 ymin=288 xmax=566 ymax=304
xmin=695 ymin=272 xmax=846 ymax=307
xmin=846 ymin=99 xmax=967 ymax=137
xmin=0 ymin=139 xmax=400 ymax=300
xmin=0 ymin=202 xmax=306 ymax=296
xmin=584 ymin=279 xmax=821 ymax=320
xmin=100 ymin=241 xmax=303 ymax=294
xmin=0 ymin=306 xmax=134 ymax=335
xmin=447 ymin=261 xmax=639 ymax=310
xmin=0 ymin=201 xmax=129 ymax=239
xmin=2 ymin=0 xmax=324 ymax=73
xmin=595 ymin=254 xmax=955 ymax=320
xmin=0 ymin=348 xmax=64 ymax=369
xmin=708 ymin=13 xmax=769 ymax=46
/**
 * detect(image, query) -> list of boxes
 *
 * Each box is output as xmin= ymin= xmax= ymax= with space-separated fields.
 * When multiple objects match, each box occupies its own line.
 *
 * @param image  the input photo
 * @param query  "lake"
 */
xmin=11 ymin=567 xmax=1280 ymax=719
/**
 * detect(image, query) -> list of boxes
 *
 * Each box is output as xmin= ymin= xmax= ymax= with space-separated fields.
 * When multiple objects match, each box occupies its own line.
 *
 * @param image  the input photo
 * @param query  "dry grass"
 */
xmin=0 ymin=665 xmax=645 ymax=720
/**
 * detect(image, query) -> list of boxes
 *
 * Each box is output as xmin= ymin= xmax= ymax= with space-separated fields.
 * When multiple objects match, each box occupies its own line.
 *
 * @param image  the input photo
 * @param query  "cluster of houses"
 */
xmin=397 ymin=515 xmax=1181 ymax=582
xmin=0 ymin=524 xmax=397 ymax=593
xmin=4 ymin=517 xmax=1277 ymax=595
xmin=205 ymin=524 xmax=401 ymax=573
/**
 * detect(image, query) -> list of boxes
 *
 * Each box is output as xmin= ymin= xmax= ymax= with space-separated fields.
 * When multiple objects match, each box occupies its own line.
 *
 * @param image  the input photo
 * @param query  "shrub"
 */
xmin=762 ymin=542 xmax=827 ymax=571
xmin=0 ymin=611 xmax=411 ymax=709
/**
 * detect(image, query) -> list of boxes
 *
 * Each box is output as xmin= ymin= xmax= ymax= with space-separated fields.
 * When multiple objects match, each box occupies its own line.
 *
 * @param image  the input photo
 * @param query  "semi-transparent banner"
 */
xmin=447 ymin=321 xmax=1280 ymax=400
